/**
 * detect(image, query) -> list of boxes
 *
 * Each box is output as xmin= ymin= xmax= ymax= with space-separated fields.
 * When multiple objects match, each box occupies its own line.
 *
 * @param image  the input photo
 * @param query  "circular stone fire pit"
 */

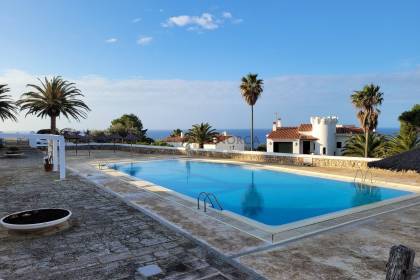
xmin=0 ymin=208 xmax=72 ymax=231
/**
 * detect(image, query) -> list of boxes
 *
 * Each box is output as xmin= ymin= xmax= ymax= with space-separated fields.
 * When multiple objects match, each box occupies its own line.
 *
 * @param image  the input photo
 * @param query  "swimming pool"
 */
xmin=110 ymin=159 xmax=411 ymax=227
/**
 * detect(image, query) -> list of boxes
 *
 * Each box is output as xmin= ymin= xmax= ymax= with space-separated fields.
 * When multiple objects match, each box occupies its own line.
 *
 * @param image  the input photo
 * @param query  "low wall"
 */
xmin=66 ymin=143 xmax=379 ymax=168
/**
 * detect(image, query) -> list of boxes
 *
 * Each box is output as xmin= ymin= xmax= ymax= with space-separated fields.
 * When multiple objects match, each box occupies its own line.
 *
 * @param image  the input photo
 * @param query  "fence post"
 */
xmin=386 ymin=245 xmax=415 ymax=280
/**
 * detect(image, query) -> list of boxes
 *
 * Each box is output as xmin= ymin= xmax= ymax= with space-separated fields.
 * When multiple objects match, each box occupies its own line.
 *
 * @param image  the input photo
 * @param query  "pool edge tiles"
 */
xmin=101 ymin=158 xmax=420 ymax=243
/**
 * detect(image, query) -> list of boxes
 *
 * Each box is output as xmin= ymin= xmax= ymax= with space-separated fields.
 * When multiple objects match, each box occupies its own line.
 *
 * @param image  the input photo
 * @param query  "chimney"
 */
xmin=277 ymin=118 xmax=282 ymax=128
xmin=223 ymin=131 xmax=227 ymax=136
xmin=272 ymin=122 xmax=277 ymax=131
xmin=180 ymin=132 xmax=184 ymax=138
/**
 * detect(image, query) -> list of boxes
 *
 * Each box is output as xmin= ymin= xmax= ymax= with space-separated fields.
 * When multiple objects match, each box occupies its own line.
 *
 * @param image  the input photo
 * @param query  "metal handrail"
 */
xmin=197 ymin=192 xmax=223 ymax=212
xmin=353 ymin=167 xmax=374 ymax=185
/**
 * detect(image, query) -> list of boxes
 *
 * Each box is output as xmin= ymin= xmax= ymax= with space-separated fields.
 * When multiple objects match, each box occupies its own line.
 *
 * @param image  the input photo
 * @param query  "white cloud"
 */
xmin=136 ymin=36 xmax=153 ymax=46
xmin=105 ymin=38 xmax=118 ymax=43
xmin=132 ymin=18 xmax=141 ymax=23
xmin=162 ymin=13 xmax=219 ymax=30
xmin=222 ymin=12 xmax=232 ymax=19
xmin=1 ymin=69 xmax=419 ymax=132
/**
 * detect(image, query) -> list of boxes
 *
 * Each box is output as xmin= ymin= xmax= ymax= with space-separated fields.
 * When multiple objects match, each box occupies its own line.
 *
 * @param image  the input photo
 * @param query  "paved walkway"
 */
xmin=0 ymin=150 xmax=261 ymax=280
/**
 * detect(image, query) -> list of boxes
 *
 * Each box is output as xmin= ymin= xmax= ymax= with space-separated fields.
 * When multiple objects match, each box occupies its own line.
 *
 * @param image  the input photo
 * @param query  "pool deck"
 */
xmin=0 ymin=150 xmax=261 ymax=280
xmin=66 ymin=150 xmax=420 ymax=280
xmin=2 ymin=149 xmax=420 ymax=279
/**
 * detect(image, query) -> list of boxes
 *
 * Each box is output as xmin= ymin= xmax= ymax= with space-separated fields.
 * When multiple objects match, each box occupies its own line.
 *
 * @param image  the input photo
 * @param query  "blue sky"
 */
xmin=1 ymin=0 xmax=420 ymax=131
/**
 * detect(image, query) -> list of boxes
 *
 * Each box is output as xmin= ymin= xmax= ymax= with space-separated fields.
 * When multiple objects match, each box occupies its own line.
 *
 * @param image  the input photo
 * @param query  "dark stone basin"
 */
xmin=0 ymin=208 xmax=72 ymax=231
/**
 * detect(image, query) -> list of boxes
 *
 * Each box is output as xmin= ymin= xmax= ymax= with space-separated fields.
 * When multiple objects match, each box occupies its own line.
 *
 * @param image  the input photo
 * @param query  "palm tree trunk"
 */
xmin=364 ymin=129 xmax=369 ymax=158
xmin=251 ymin=105 xmax=254 ymax=151
xmin=50 ymin=115 xmax=57 ymax=134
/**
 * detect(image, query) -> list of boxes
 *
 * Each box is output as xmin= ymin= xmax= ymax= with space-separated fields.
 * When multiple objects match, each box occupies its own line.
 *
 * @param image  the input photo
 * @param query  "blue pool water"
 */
xmin=110 ymin=160 xmax=411 ymax=226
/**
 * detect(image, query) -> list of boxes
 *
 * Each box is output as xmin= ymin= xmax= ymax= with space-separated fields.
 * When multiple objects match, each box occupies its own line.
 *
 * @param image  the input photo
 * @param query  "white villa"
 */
xmin=266 ymin=116 xmax=363 ymax=156
xmin=164 ymin=131 xmax=245 ymax=151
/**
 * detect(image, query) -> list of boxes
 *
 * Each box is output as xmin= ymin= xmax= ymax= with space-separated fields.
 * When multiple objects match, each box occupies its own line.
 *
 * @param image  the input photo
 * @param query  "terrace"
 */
xmin=1 ymin=145 xmax=419 ymax=279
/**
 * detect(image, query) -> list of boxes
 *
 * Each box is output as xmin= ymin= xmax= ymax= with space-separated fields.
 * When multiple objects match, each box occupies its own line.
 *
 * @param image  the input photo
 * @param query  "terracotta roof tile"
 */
xmin=164 ymin=136 xmax=187 ymax=142
xmin=336 ymin=126 xmax=364 ymax=134
xmin=298 ymin=124 xmax=312 ymax=131
xmin=267 ymin=127 xmax=317 ymax=140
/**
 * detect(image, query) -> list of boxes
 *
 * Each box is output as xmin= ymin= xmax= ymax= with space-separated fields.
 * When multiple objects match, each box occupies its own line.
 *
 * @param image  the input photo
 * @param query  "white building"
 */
xmin=266 ymin=116 xmax=363 ymax=156
xmin=164 ymin=131 xmax=245 ymax=151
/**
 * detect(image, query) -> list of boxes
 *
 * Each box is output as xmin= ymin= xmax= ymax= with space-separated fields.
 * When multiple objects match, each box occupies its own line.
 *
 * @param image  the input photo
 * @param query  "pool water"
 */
xmin=110 ymin=160 xmax=411 ymax=226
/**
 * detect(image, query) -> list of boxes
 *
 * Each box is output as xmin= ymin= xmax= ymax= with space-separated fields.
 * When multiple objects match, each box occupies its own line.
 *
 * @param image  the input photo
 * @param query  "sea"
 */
xmin=147 ymin=127 xmax=399 ymax=147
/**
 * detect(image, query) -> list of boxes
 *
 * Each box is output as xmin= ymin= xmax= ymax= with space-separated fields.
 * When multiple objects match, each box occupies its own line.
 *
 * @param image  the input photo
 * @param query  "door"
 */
xmin=273 ymin=142 xmax=293 ymax=153
xmin=303 ymin=141 xmax=310 ymax=154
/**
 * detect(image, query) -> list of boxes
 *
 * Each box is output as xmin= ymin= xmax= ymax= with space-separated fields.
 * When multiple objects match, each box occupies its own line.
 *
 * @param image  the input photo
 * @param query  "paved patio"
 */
xmin=65 ymin=149 xmax=420 ymax=280
xmin=0 ymin=150 xmax=261 ymax=280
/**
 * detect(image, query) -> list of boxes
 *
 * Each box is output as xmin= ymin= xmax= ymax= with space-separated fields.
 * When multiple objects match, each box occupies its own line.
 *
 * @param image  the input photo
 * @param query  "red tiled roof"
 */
xmin=298 ymin=124 xmax=312 ymax=131
xmin=164 ymin=136 xmax=187 ymax=142
xmin=267 ymin=127 xmax=317 ymax=140
xmin=336 ymin=126 xmax=364 ymax=134
xmin=205 ymin=135 xmax=232 ymax=144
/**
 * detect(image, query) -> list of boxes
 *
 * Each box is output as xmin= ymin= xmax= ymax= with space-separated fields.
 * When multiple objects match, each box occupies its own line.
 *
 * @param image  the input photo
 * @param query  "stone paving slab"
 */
xmin=0 ymin=150 xmax=261 ymax=280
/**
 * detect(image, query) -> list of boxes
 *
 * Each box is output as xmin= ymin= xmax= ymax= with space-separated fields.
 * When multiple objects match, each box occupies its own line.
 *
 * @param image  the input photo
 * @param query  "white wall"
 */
xmin=311 ymin=116 xmax=338 ymax=155
xmin=203 ymin=136 xmax=245 ymax=151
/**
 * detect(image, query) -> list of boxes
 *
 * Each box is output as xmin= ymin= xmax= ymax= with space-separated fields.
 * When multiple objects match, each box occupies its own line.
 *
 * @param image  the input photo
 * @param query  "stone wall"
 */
xmin=67 ymin=143 xmax=378 ymax=168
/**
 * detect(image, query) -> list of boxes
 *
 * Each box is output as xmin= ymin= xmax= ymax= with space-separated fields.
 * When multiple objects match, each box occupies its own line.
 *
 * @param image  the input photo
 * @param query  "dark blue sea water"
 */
xmin=147 ymin=127 xmax=399 ymax=147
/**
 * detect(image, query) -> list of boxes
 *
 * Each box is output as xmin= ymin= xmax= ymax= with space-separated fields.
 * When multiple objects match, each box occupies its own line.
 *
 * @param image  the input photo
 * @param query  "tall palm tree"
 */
xmin=342 ymin=133 xmax=386 ymax=158
xmin=351 ymin=84 xmax=384 ymax=157
xmin=186 ymin=123 xmax=218 ymax=148
xmin=240 ymin=73 xmax=263 ymax=151
xmin=0 ymin=84 xmax=18 ymax=122
xmin=17 ymin=76 xmax=90 ymax=133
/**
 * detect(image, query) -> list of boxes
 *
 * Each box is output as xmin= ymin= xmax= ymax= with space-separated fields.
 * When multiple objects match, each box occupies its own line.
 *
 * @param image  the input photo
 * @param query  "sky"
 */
xmin=0 ymin=0 xmax=419 ymax=132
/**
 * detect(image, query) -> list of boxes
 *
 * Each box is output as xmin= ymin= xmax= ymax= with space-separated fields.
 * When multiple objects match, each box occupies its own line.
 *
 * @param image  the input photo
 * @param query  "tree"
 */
xmin=240 ymin=73 xmax=264 ymax=151
xmin=399 ymin=104 xmax=420 ymax=128
xmin=0 ymin=84 xmax=18 ymax=122
xmin=17 ymin=76 xmax=90 ymax=134
xmin=342 ymin=133 xmax=386 ymax=158
xmin=351 ymin=84 xmax=384 ymax=157
xmin=170 ymin=128 xmax=183 ymax=137
xmin=185 ymin=123 xmax=218 ymax=148
xmin=109 ymin=114 xmax=148 ymax=140
xmin=385 ymin=124 xmax=419 ymax=156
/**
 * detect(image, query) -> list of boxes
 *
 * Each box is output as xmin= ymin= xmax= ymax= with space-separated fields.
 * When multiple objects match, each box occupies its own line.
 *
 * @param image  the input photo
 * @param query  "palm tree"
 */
xmin=385 ymin=122 xmax=420 ymax=156
xmin=342 ymin=133 xmax=386 ymax=158
xmin=17 ymin=76 xmax=90 ymax=133
xmin=186 ymin=123 xmax=218 ymax=148
xmin=170 ymin=128 xmax=183 ymax=137
xmin=0 ymin=84 xmax=18 ymax=122
xmin=351 ymin=84 xmax=384 ymax=157
xmin=240 ymin=73 xmax=263 ymax=151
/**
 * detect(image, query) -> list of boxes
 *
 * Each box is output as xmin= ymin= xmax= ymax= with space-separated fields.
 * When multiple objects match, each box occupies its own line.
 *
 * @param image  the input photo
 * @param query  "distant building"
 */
xmin=266 ymin=116 xmax=363 ymax=156
xmin=163 ymin=131 xmax=245 ymax=151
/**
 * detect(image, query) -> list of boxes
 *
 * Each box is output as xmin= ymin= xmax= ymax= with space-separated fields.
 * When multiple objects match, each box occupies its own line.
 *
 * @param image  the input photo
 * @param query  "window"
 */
xmin=336 ymin=142 xmax=342 ymax=148
xmin=322 ymin=147 xmax=326 ymax=155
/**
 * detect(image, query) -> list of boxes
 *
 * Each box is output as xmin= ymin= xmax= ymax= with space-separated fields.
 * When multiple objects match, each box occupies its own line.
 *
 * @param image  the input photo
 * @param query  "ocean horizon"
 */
xmin=148 ymin=127 xmax=400 ymax=147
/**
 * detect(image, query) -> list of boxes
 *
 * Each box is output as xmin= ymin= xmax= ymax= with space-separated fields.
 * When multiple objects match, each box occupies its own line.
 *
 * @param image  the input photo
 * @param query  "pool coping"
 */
xmin=99 ymin=157 xmax=420 ymax=241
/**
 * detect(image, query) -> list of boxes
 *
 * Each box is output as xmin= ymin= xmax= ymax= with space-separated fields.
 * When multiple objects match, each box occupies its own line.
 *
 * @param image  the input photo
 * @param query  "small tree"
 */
xmin=109 ymin=114 xmax=148 ymax=140
xmin=342 ymin=133 xmax=386 ymax=158
xmin=186 ymin=123 xmax=218 ymax=148
xmin=170 ymin=128 xmax=183 ymax=137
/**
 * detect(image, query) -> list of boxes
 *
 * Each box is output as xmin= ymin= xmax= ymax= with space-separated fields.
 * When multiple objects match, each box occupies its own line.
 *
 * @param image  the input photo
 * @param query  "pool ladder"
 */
xmin=197 ymin=192 xmax=223 ymax=212
xmin=353 ymin=167 xmax=373 ymax=185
